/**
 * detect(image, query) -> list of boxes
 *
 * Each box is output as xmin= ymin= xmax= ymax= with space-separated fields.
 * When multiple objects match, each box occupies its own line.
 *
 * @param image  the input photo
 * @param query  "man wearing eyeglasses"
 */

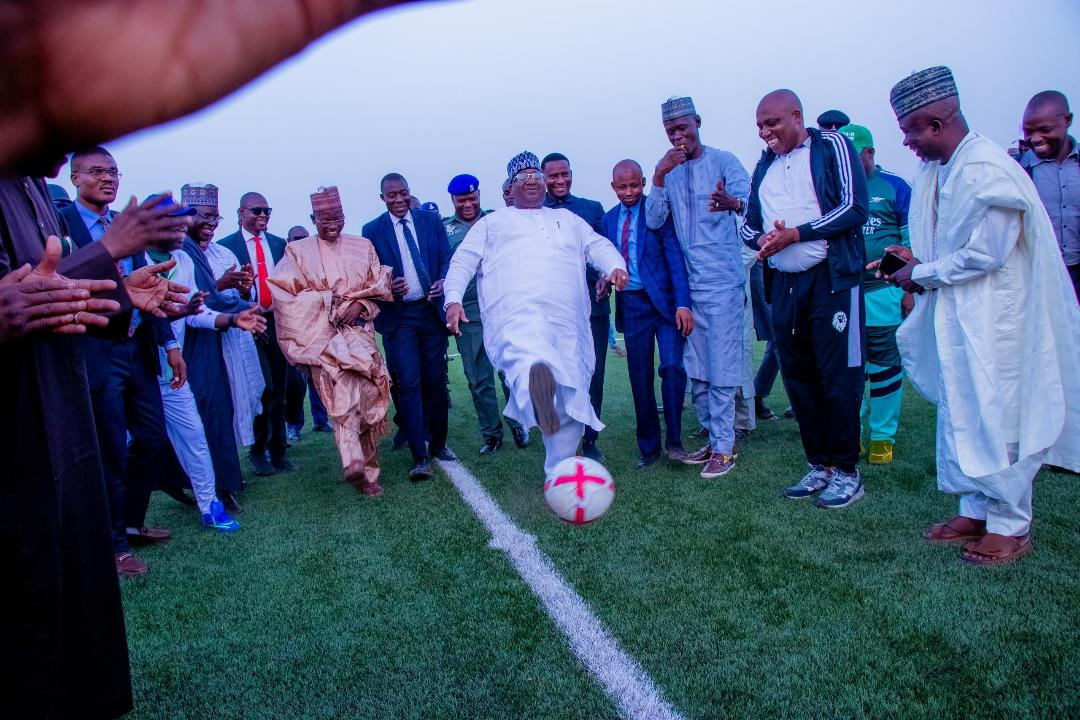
xmin=363 ymin=173 xmax=454 ymax=481
xmin=444 ymin=151 xmax=627 ymax=481
xmin=58 ymin=146 xmax=183 ymax=577
xmin=219 ymin=193 xmax=294 ymax=477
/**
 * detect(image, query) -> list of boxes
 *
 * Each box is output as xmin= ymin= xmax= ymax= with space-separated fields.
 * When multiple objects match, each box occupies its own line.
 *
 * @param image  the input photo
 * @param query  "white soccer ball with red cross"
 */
xmin=544 ymin=456 xmax=615 ymax=525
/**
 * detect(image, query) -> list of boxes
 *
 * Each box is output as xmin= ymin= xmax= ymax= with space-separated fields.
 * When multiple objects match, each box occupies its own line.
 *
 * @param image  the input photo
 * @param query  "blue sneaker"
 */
xmin=784 ymin=464 xmax=829 ymax=499
xmin=202 ymin=499 xmax=240 ymax=532
xmin=815 ymin=469 xmax=865 ymax=509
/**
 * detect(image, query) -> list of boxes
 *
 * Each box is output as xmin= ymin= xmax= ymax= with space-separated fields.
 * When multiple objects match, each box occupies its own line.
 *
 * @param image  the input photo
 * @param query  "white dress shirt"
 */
xmin=760 ymin=136 xmax=828 ymax=272
xmin=392 ymin=211 xmax=425 ymax=301
xmin=242 ymin=227 xmax=278 ymax=309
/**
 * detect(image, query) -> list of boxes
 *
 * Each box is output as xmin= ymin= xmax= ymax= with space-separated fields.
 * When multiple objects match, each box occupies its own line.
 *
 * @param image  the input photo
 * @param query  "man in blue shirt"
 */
xmin=58 ymin=146 xmax=185 ymax=577
xmin=600 ymin=160 xmax=693 ymax=469
xmin=1021 ymin=90 xmax=1079 ymax=303
xmin=543 ymin=152 xmax=609 ymax=462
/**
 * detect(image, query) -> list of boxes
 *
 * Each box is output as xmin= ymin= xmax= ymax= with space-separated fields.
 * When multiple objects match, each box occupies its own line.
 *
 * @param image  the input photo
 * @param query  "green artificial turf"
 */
xmin=123 ymin=342 xmax=1080 ymax=719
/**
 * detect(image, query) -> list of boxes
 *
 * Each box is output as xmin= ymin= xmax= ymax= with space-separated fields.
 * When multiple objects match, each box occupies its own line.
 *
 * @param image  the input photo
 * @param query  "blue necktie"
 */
xmin=399 ymin=218 xmax=431 ymax=293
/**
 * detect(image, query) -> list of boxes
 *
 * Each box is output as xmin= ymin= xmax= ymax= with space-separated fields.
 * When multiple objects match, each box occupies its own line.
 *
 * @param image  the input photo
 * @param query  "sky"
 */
xmin=58 ymin=0 xmax=1080 ymax=235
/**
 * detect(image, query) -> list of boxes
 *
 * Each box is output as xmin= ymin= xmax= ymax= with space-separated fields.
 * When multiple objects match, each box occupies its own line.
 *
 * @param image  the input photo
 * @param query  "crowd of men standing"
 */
xmin=3 ymin=59 xmax=1079 ymax=717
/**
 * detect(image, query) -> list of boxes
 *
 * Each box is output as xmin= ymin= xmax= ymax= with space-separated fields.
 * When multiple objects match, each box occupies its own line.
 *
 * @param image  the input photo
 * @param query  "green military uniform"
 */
xmin=444 ymin=210 xmax=523 ymax=442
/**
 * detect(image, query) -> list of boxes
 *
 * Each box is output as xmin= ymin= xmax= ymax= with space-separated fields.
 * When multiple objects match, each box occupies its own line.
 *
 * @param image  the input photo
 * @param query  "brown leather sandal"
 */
xmin=961 ymin=533 xmax=1032 ymax=566
xmin=922 ymin=515 xmax=987 ymax=543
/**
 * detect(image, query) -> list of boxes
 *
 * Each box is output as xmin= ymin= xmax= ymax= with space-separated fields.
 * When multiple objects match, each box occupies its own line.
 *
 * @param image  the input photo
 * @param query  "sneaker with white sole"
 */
xmin=783 ymin=464 xmax=829 ymax=499
xmin=815 ymin=468 xmax=865 ymax=509
xmin=202 ymin=499 xmax=240 ymax=532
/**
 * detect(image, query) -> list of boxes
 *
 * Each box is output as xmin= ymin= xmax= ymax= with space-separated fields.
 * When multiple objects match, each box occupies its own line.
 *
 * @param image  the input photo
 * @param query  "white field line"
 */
xmin=438 ymin=459 xmax=686 ymax=720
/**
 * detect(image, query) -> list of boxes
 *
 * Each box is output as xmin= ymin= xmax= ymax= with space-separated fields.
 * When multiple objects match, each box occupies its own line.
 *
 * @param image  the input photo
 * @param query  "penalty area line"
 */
xmin=438 ymin=459 xmax=686 ymax=720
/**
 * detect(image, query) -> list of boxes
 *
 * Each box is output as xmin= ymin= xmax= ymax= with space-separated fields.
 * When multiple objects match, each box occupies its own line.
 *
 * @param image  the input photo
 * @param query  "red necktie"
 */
xmin=620 ymin=210 xmax=633 ymax=262
xmin=253 ymin=235 xmax=272 ymax=310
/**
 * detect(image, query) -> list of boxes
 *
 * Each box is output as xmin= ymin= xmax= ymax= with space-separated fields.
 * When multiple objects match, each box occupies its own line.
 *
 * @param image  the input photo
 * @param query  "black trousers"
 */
xmin=382 ymin=302 xmax=449 ymax=462
xmin=582 ymin=313 xmax=609 ymax=445
xmin=84 ymin=337 xmax=168 ymax=552
xmin=252 ymin=313 xmax=288 ymax=461
xmin=1068 ymin=263 xmax=1079 ymax=305
xmin=770 ymin=263 xmax=864 ymax=473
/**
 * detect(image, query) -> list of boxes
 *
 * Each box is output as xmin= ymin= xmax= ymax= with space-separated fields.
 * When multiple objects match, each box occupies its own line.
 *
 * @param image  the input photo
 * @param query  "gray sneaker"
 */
xmin=815 ymin=469 xmax=865 ymax=509
xmin=783 ymin=464 xmax=829 ymax=499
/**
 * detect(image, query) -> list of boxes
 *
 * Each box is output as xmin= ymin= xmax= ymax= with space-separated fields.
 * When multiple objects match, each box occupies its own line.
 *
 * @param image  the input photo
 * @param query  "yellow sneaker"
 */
xmin=869 ymin=440 xmax=894 ymax=465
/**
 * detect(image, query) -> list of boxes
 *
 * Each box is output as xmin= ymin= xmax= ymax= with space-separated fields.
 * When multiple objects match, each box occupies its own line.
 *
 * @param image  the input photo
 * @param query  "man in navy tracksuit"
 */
xmin=739 ymin=90 xmax=869 ymax=508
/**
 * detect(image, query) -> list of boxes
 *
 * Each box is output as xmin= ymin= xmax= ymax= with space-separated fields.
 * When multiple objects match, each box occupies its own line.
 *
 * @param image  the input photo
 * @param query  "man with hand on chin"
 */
xmin=741 ymin=89 xmax=868 ymax=508
xmin=646 ymin=96 xmax=750 ymax=479
xmin=443 ymin=152 xmax=627 ymax=481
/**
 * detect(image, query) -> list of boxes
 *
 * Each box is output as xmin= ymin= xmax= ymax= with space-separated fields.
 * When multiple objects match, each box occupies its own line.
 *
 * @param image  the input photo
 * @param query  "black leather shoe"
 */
xmin=479 ymin=438 xmax=502 ymax=455
xmin=581 ymin=441 xmax=605 ymax=463
xmin=250 ymin=454 xmax=274 ymax=476
xmin=635 ymin=453 xmax=661 ymax=470
xmin=222 ymin=492 xmax=244 ymax=515
xmin=409 ymin=460 xmax=433 ymax=481
xmin=272 ymin=457 xmax=296 ymax=472
xmin=755 ymin=402 xmax=778 ymax=421
xmin=433 ymin=446 xmax=457 ymax=461
xmin=783 ymin=406 xmax=796 ymax=419
xmin=162 ymin=485 xmax=196 ymax=507
xmin=511 ymin=425 xmax=530 ymax=448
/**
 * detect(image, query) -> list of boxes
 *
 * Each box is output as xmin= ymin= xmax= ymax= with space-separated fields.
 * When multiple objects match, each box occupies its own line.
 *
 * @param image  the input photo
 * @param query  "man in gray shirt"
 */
xmin=1021 ymin=90 xmax=1079 ymax=302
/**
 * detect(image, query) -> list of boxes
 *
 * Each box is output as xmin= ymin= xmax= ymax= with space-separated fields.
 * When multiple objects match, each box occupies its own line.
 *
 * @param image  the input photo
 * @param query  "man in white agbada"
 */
xmin=444 ymin=151 xmax=628 ymax=479
xmin=883 ymin=66 xmax=1080 ymax=566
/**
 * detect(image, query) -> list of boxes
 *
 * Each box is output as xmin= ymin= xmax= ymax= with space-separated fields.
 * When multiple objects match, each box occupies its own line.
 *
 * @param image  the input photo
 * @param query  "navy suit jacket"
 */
xmin=58 ymin=202 xmax=175 ymax=373
xmin=361 ymin=210 xmax=451 ymax=335
xmin=216 ymin=228 xmax=286 ymax=268
xmin=603 ymin=200 xmax=691 ymax=333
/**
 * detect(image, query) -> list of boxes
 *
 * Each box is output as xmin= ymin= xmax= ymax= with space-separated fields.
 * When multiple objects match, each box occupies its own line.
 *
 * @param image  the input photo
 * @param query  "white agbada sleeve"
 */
xmin=443 ymin=217 xmax=487 ymax=310
xmin=576 ymin=216 xmax=626 ymax=276
xmin=911 ymin=207 xmax=1021 ymax=289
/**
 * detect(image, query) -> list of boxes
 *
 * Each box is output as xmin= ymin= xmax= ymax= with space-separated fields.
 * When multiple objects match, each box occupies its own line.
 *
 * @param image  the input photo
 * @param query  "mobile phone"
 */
xmin=878 ymin=251 xmax=907 ymax=277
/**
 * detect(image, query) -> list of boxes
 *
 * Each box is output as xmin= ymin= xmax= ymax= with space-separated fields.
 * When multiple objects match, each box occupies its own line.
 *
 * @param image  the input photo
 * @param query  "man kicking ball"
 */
xmin=444 ymin=151 xmax=628 ymax=478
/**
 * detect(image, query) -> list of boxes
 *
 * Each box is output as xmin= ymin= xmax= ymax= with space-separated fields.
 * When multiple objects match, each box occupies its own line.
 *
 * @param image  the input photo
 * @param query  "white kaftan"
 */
xmin=900 ymin=133 xmax=1080 ymax=529
xmin=443 ymin=206 xmax=625 ymax=432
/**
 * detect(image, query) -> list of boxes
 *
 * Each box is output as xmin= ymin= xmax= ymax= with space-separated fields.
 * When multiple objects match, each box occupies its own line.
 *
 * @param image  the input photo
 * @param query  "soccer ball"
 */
xmin=544 ymin=456 xmax=615 ymax=525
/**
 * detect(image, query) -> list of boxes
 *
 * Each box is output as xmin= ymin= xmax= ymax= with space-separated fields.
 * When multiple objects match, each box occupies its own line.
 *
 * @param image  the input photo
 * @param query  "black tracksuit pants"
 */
xmin=770 ymin=262 xmax=864 ymax=473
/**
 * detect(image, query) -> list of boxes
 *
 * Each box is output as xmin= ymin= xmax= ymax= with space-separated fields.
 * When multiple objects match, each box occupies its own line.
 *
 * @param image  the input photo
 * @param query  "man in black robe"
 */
xmin=0 ymin=165 xmax=186 ymax=719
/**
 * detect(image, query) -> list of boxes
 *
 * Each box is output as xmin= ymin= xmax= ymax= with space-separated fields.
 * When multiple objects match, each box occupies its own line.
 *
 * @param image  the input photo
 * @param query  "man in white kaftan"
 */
xmin=887 ymin=67 xmax=1080 ymax=565
xmin=444 ymin=152 xmax=627 ymax=479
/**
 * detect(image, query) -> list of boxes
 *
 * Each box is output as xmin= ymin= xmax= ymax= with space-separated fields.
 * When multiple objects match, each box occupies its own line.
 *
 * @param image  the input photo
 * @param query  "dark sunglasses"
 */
xmin=246 ymin=206 xmax=272 ymax=216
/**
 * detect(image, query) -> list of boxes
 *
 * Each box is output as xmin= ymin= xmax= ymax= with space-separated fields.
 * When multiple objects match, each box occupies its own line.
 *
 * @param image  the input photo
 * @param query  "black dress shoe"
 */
xmin=635 ymin=453 xmax=661 ymax=470
xmin=250 ymin=454 xmax=274 ymax=476
xmin=432 ymin=446 xmax=457 ymax=461
xmin=783 ymin=406 xmax=796 ymax=419
xmin=221 ymin=492 xmax=244 ymax=515
xmin=272 ymin=457 xmax=296 ymax=472
xmin=392 ymin=430 xmax=408 ymax=450
xmin=479 ymin=438 xmax=502 ymax=455
xmin=581 ymin=441 xmax=605 ymax=463
xmin=511 ymin=425 xmax=530 ymax=448
xmin=755 ymin=402 xmax=778 ymax=421
xmin=313 ymin=423 xmax=333 ymax=433
xmin=162 ymin=485 xmax=197 ymax=507
xmin=409 ymin=460 xmax=433 ymax=481
xmin=734 ymin=427 xmax=751 ymax=440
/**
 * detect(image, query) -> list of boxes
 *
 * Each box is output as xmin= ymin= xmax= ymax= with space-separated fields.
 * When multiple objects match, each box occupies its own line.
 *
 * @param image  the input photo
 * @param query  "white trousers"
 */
xmin=542 ymin=389 xmax=585 ymax=479
xmin=937 ymin=375 xmax=1037 ymax=537
xmin=160 ymin=382 xmax=218 ymax=514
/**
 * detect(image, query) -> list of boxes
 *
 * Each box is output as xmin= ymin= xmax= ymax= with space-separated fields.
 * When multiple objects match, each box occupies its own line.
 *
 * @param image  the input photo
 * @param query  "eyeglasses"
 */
xmin=245 ymin=206 xmax=272 ymax=216
xmin=81 ymin=167 xmax=122 ymax=178
xmin=513 ymin=171 xmax=545 ymax=183
xmin=197 ymin=212 xmax=224 ymax=223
